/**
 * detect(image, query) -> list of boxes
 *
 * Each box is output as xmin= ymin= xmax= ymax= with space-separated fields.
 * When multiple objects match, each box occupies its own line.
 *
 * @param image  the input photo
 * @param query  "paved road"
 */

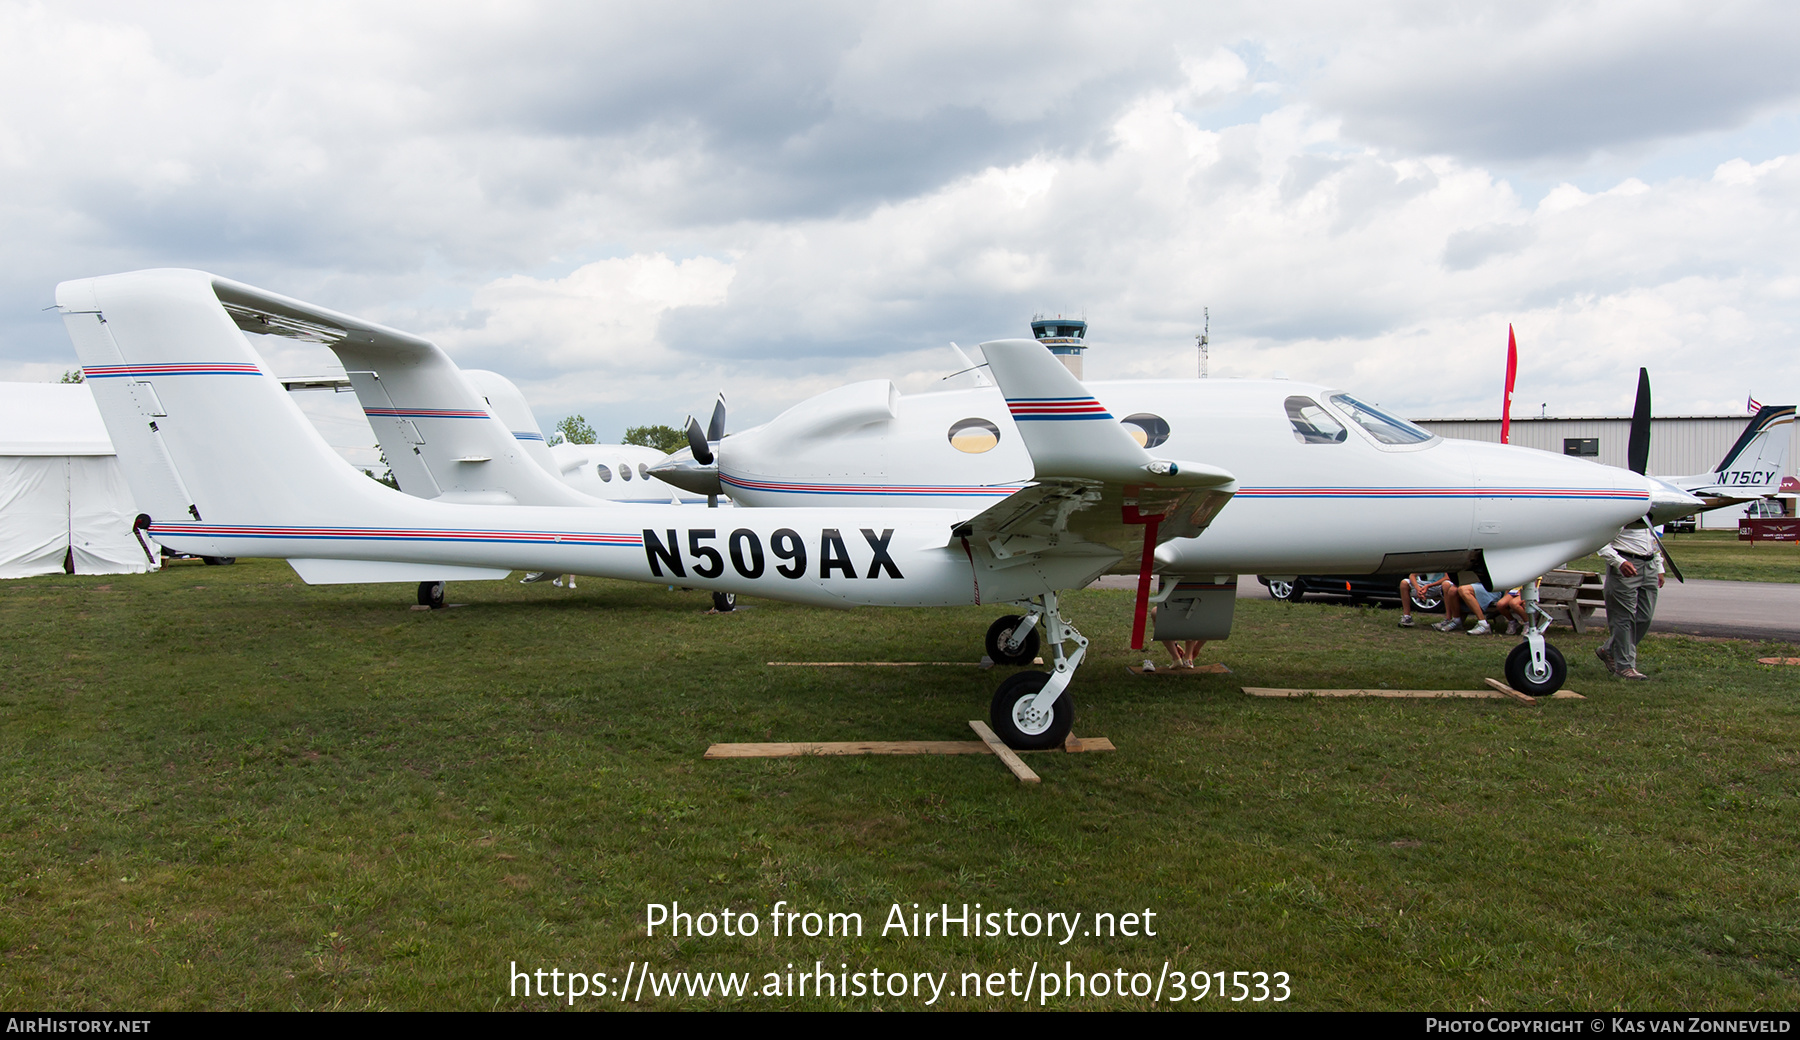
xmin=1096 ymin=573 xmax=1800 ymax=643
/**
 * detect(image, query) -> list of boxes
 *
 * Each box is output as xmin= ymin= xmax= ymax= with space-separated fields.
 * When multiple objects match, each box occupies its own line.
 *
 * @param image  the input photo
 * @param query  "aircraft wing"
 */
xmin=955 ymin=339 xmax=1237 ymax=575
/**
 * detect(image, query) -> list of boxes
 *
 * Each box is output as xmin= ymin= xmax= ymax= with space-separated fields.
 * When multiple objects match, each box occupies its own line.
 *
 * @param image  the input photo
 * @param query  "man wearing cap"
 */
xmin=1596 ymin=520 xmax=1664 ymax=680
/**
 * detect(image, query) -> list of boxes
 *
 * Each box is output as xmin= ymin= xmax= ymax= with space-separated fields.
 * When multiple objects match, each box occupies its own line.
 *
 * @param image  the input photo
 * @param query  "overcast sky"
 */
xmin=4 ymin=0 xmax=1797 ymax=461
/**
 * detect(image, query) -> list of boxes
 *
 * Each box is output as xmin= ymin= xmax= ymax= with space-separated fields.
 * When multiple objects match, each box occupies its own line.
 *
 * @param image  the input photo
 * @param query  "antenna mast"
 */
xmin=1196 ymin=308 xmax=1210 ymax=378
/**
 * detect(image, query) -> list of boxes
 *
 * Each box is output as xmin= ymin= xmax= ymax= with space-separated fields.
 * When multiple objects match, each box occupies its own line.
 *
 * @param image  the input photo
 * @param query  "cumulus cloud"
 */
xmin=2 ymin=0 xmax=1797 ymax=443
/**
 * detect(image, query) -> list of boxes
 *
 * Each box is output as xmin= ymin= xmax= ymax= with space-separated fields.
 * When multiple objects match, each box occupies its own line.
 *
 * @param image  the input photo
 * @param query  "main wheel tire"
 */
xmin=1267 ymin=579 xmax=1303 ymax=603
xmin=988 ymin=670 xmax=1073 ymax=750
xmin=711 ymin=591 xmax=736 ymax=612
xmin=202 ymin=556 xmax=236 ymax=566
xmin=984 ymin=615 xmax=1041 ymax=665
xmin=1505 ymin=641 xmax=1567 ymax=697
xmin=418 ymin=580 xmax=446 ymax=610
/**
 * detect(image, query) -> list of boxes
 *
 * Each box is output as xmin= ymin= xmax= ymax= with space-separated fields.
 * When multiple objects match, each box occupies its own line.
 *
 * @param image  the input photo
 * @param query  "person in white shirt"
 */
xmin=1595 ymin=520 xmax=1664 ymax=680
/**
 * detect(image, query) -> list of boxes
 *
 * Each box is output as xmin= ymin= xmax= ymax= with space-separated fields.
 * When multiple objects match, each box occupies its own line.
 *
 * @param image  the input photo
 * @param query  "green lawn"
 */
xmin=2 ymin=559 xmax=1798 ymax=1010
xmin=1564 ymin=530 xmax=1800 ymax=584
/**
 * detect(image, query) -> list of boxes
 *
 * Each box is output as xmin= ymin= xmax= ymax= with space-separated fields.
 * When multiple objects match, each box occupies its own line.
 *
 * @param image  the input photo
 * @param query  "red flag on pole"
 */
xmin=1500 ymin=324 xmax=1518 ymax=444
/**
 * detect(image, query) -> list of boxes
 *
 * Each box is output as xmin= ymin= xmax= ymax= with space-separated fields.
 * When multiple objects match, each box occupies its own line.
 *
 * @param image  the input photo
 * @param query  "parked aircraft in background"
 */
xmin=1665 ymin=404 xmax=1794 ymax=506
xmin=63 ymin=269 xmax=1254 ymax=748
xmin=244 ymin=283 xmax=701 ymax=507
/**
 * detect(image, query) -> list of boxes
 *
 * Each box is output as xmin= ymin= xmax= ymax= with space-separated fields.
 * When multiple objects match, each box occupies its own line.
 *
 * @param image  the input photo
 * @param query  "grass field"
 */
xmin=3 ymin=559 xmax=1799 ymax=1010
xmin=1565 ymin=530 xmax=1800 ymax=584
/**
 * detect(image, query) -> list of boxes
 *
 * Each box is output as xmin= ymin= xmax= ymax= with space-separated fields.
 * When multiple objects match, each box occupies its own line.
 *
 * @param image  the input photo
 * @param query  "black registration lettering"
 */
xmin=772 ymin=528 xmax=806 ymax=579
xmin=643 ymin=528 xmax=684 ymax=578
xmin=729 ymin=529 xmax=764 ymax=578
xmin=861 ymin=528 xmax=902 ymax=579
xmin=688 ymin=529 xmax=724 ymax=578
xmin=819 ymin=529 xmax=855 ymax=579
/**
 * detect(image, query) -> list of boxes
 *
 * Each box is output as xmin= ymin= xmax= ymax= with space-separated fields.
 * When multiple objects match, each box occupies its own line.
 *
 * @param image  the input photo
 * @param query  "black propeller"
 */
xmin=684 ymin=394 xmax=727 ymax=465
xmin=1626 ymin=368 xmax=1684 ymax=583
xmin=685 ymin=414 xmax=713 ymax=465
xmin=1627 ymin=367 xmax=1651 ymax=476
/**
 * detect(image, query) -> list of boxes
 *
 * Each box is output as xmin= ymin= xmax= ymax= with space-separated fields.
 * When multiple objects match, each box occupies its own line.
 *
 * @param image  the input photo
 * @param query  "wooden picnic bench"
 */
xmin=1537 ymin=568 xmax=1604 ymax=632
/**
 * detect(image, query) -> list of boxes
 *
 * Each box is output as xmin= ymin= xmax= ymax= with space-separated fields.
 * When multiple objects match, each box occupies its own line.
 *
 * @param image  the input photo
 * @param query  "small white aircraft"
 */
xmin=62 ymin=270 xmax=1697 ymax=746
xmin=650 ymin=346 xmax=1707 ymax=693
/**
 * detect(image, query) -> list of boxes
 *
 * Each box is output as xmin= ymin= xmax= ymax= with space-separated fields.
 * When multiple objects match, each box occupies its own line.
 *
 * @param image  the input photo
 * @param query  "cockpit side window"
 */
xmin=1329 ymin=394 xmax=1434 ymax=445
xmin=1286 ymin=396 xmax=1346 ymax=444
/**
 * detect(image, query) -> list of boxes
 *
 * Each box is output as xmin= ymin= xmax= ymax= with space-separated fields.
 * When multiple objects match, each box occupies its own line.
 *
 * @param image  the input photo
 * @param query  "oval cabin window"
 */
xmin=596 ymin=465 xmax=613 ymax=482
xmin=638 ymin=463 xmax=651 ymax=479
xmin=1120 ymin=413 xmax=1170 ymax=449
xmin=948 ymin=418 xmax=1001 ymax=454
xmin=619 ymin=464 xmax=633 ymax=481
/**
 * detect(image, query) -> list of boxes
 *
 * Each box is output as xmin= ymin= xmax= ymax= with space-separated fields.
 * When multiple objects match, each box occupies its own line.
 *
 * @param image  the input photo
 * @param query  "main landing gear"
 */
xmin=417 ymin=581 xmax=446 ymax=610
xmin=1507 ymin=580 xmax=1567 ymax=697
xmin=986 ymin=590 xmax=1086 ymax=750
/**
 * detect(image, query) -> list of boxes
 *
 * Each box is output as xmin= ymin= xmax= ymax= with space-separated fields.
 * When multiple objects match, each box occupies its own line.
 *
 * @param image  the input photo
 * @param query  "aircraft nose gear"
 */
xmin=987 ymin=591 xmax=1083 ymax=750
xmin=1505 ymin=580 xmax=1567 ymax=697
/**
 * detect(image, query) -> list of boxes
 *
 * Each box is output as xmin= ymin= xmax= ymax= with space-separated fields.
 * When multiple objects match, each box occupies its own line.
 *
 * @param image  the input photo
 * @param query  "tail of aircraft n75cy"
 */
xmin=1666 ymin=404 xmax=1795 ymax=501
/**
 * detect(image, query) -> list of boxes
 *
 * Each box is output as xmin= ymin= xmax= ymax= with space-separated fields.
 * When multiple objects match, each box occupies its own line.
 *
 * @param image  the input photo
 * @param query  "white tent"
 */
xmin=0 ymin=382 xmax=157 ymax=578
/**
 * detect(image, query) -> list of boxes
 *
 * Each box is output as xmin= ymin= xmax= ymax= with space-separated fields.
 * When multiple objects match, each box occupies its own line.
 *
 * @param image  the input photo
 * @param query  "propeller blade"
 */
xmin=1627 ymin=367 xmax=1652 ymax=475
xmin=706 ymin=394 xmax=727 ymax=443
xmin=685 ymin=414 xmax=714 ymax=465
xmin=1653 ymin=529 xmax=1685 ymax=584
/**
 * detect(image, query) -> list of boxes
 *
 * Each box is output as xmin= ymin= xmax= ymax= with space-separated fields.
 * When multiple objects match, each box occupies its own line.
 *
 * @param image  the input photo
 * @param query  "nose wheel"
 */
xmin=990 ymin=671 xmax=1072 ymax=749
xmin=1505 ymin=581 xmax=1565 ymax=696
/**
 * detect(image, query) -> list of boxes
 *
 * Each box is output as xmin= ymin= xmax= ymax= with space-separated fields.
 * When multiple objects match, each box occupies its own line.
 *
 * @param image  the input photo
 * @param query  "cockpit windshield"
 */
xmin=1285 ymin=396 xmax=1346 ymax=444
xmin=1328 ymin=394 xmax=1435 ymax=445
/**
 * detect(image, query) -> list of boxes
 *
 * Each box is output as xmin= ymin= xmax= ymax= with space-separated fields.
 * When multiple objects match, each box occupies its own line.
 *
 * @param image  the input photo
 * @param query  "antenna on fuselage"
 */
xmin=1196 ymin=308 xmax=1210 ymax=378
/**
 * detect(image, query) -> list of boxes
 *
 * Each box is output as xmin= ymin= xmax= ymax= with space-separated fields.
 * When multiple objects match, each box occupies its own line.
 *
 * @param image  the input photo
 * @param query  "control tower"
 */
xmin=1030 ymin=314 xmax=1088 ymax=378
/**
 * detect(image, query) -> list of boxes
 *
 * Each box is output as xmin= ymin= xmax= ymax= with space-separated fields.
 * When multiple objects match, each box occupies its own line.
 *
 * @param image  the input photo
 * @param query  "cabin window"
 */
xmin=619 ymin=464 xmax=633 ymax=481
xmin=638 ymin=463 xmax=651 ymax=479
xmin=1328 ymin=394 xmax=1434 ymax=445
xmin=1120 ymin=413 xmax=1170 ymax=449
xmin=596 ymin=465 xmax=612 ymax=482
xmin=948 ymin=417 xmax=1001 ymax=453
xmin=1285 ymin=396 xmax=1346 ymax=444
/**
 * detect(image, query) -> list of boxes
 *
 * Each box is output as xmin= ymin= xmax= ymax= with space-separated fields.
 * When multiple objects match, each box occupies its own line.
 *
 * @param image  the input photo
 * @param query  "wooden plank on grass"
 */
xmin=705 ymin=740 xmax=991 ymax=758
xmin=968 ymin=721 xmax=1041 ymax=784
xmin=1242 ymin=687 xmax=1510 ymax=699
xmin=1483 ymin=678 xmax=1586 ymax=700
xmin=703 ymin=736 xmax=1117 ymax=759
xmin=766 ymin=659 xmax=1042 ymax=667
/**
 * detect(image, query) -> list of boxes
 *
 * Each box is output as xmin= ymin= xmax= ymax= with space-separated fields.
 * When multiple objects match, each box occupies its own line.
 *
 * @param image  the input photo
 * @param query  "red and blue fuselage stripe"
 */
xmin=147 ymin=523 xmax=642 ymax=547
xmin=722 ymin=474 xmax=1023 ymax=497
xmin=1235 ymin=487 xmax=1647 ymax=500
xmin=364 ymin=408 xmax=492 ymax=419
xmin=83 ymin=363 xmax=263 ymax=378
xmin=1005 ymin=396 xmax=1113 ymax=420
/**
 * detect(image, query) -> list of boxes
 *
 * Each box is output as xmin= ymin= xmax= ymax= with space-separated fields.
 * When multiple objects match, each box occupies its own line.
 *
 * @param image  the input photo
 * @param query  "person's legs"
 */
xmin=1604 ymin=566 xmax=1640 ymax=671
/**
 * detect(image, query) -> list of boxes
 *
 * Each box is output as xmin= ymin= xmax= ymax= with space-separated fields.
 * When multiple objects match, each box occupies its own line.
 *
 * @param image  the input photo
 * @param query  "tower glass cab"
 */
xmin=1030 ymin=315 xmax=1088 ymax=378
